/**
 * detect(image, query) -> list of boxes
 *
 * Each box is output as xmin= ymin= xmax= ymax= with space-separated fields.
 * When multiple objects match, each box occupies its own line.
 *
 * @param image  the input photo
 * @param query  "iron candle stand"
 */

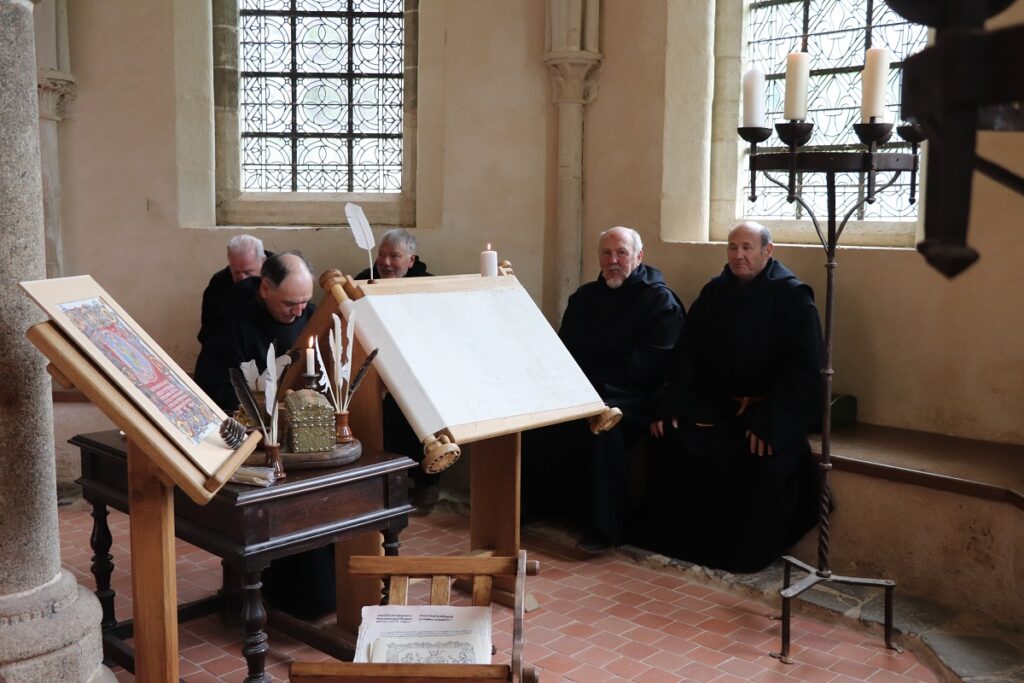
xmin=739 ymin=117 xmax=925 ymax=663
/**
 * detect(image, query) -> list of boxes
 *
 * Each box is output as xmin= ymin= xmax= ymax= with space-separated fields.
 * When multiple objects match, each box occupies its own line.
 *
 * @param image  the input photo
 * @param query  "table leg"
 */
xmin=218 ymin=562 xmax=243 ymax=627
xmin=88 ymin=501 xmax=116 ymax=630
xmin=241 ymin=570 xmax=270 ymax=683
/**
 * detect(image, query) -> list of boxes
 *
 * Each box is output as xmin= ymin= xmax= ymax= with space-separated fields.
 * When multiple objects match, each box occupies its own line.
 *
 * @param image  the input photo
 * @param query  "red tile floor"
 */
xmin=58 ymin=499 xmax=940 ymax=682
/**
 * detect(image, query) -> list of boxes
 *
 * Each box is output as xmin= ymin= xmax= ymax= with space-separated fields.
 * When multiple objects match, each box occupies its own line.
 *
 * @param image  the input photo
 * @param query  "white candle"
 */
xmin=305 ymin=338 xmax=315 ymax=375
xmin=742 ymin=68 xmax=766 ymax=128
xmin=481 ymin=244 xmax=498 ymax=277
xmin=783 ymin=51 xmax=810 ymax=121
xmin=861 ymin=47 xmax=890 ymax=123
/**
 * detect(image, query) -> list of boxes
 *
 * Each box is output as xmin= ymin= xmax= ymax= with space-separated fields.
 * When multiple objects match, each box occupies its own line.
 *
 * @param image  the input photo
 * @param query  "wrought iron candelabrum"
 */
xmin=738 ymin=117 xmax=925 ymax=663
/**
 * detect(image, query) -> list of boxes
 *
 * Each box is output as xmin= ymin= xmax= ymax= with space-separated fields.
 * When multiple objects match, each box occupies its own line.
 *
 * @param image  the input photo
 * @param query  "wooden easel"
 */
xmin=27 ymin=322 xmax=259 ymax=683
xmin=284 ymin=271 xmax=620 ymax=622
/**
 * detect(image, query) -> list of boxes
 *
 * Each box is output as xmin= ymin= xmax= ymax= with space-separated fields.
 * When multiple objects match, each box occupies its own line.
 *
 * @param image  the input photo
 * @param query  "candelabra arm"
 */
xmin=867 ymin=141 xmax=878 ymax=201
xmin=909 ymin=142 xmax=920 ymax=204
xmin=762 ymin=171 xmax=827 ymax=253
xmin=787 ymin=146 xmax=799 ymax=200
xmin=836 ymin=172 xmax=904 ymax=243
xmin=748 ymin=142 xmax=760 ymax=201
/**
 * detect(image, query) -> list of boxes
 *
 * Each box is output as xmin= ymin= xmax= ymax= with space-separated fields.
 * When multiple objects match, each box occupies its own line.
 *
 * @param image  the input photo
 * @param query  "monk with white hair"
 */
xmin=524 ymin=226 xmax=685 ymax=554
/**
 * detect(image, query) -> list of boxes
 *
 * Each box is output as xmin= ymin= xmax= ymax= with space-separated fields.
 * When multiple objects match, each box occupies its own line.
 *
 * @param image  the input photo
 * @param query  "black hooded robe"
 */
xmin=647 ymin=258 xmax=822 ymax=572
xmin=194 ymin=276 xmax=316 ymax=412
xmin=524 ymin=264 xmax=685 ymax=544
xmin=193 ymin=277 xmax=331 ymax=618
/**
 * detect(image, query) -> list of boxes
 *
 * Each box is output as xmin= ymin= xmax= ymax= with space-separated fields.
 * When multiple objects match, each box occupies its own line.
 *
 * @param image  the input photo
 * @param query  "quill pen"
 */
xmin=344 ymin=347 xmax=379 ymax=409
xmin=345 ymin=202 xmax=375 ymax=280
xmin=314 ymin=336 xmax=337 ymax=409
xmin=230 ymin=367 xmax=270 ymax=431
xmin=264 ymin=343 xmax=279 ymax=444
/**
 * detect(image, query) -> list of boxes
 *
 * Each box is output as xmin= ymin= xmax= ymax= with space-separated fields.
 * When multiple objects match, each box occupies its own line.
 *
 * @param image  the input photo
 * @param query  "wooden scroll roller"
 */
xmin=421 ymin=433 xmax=461 ymax=473
xmin=319 ymin=269 xmax=362 ymax=302
xmin=588 ymin=406 xmax=623 ymax=434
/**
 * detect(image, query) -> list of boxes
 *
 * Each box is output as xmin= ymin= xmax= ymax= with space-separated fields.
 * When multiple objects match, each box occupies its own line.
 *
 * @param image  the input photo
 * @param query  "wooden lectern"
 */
xmin=22 ymin=277 xmax=259 ymax=683
xmin=285 ymin=269 xmax=621 ymax=623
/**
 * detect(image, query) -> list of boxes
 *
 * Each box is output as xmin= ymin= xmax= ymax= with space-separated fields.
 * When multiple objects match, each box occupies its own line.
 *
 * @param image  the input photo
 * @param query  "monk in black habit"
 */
xmin=524 ymin=226 xmax=685 ymax=553
xmin=195 ymin=252 xmax=335 ymax=619
xmin=646 ymin=222 xmax=822 ymax=572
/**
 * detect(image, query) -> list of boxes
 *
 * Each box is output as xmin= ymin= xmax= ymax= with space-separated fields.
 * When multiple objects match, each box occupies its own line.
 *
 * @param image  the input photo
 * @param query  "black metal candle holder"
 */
xmin=738 ymin=117 xmax=926 ymax=663
xmin=738 ymin=126 xmax=772 ymax=200
xmin=896 ymin=121 xmax=926 ymax=204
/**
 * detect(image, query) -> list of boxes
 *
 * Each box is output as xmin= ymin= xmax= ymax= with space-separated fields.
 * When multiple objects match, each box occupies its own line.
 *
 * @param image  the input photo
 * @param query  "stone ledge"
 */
xmin=813 ymin=423 xmax=1024 ymax=511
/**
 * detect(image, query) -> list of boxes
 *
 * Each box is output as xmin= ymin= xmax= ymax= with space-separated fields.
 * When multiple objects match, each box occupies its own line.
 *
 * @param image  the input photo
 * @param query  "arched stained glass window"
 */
xmin=238 ymin=0 xmax=406 ymax=193
xmin=744 ymin=0 xmax=927 ymax=223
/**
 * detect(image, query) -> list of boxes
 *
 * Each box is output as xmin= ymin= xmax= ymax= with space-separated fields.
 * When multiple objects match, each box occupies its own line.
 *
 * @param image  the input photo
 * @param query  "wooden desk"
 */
xmin=73 ymin=430 xmax=415 ymax=683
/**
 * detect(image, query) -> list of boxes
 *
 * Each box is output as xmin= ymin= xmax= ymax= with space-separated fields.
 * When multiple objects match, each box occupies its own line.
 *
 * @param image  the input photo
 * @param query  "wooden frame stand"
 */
xmin=27 ymin=322 xmax=259 ymax=682
xmin=282 ymin=271 xmax=624 ymax=615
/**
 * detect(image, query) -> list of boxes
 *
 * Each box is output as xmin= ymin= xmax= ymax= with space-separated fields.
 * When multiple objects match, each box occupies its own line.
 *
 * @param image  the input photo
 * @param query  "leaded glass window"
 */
xmin=238 ymin=0 xmax=405 ymax=193
xmin=744 ymin=0 xmax=927 ymax=222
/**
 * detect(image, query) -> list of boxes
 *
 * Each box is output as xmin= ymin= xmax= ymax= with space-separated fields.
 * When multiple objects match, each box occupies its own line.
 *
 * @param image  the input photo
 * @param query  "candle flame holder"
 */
xmin=738 ymin=127 xmax=773 ymax=200
xmin=853 ymin=121 xmax=893 ymax=146
xmin=740 ymin=116 xmax=926 ymax=663
xmin=775 ymin=120 xmax=814 ymax=147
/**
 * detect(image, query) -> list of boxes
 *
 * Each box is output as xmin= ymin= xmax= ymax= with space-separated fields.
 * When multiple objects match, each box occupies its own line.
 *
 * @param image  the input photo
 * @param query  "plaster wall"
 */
xmin=60 ymin=0 xmax=551 ymax=363
xmin=58 ymin=1 xmax=1023 ymax=445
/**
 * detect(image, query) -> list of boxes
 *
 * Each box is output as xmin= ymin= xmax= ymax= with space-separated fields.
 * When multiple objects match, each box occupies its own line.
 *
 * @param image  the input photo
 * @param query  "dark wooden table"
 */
xmin=73 ymin=430 xmax=415 ymax=683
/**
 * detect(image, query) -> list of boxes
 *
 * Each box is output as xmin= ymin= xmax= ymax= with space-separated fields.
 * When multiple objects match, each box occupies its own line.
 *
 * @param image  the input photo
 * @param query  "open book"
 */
xmin=354 ymin=605 xmax=492 ymax=665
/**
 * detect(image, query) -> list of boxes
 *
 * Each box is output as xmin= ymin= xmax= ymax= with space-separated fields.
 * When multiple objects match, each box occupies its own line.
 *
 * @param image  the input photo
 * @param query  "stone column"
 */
xmin=544 ymin=0 xmax=601 ymax=318
xmin=0 ymin=1 xmax=112 ymax=680
xmin=37 ymin=68 xmax=75 ymax=278
xmin=35 ymin=0 xmax=75 ymax=278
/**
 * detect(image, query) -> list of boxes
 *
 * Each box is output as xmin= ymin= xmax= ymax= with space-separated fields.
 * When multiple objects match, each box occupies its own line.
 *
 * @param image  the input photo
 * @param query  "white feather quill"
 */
xmin=345 ymin=202 xmax=375 ymax=278
xmin=254 ymin=353 xmax=291 ymax=391
xmin=314 ymin=336 xmax=338 ymax=410
xmin=328 ymin=314 xmax=342 ymax=411
xmin=264 ymin=344 xmax=279 ymax=444
xmin=342 ymin=311 xmax=355 ymax=386
xmin=241 ymin=359 xmax=260 ymax=390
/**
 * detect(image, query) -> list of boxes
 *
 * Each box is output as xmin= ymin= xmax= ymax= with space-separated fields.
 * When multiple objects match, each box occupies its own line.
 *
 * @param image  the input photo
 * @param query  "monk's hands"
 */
xmin=650 ymin=418 xmax=679 ymax=438
xmin=745 ymin=429 xmax=773 ymax=456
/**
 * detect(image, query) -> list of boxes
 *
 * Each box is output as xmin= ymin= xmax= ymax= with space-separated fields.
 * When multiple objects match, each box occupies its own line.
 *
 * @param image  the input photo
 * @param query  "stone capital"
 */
xmin=544 ymin=50 xmax=601 ymax=105
xmin=37 ymin=67 xmax=76 ymax=121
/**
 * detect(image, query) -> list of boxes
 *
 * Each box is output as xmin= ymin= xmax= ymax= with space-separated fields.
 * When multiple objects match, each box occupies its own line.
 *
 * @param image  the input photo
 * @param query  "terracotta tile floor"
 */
xmin=58 ymin=499 xmax=941 ymax=682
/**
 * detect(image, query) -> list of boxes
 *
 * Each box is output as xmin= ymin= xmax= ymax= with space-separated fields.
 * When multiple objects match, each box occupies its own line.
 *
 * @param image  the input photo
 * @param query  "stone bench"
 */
xmin=789 ymin=423 xmax=1024 ymax=631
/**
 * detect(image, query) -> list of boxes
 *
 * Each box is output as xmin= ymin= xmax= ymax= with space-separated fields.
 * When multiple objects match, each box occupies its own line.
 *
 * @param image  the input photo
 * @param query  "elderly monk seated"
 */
xmin=198 ymin=234 xmax=271 ymax=345
xmin=355 ymin=228 xmax=438 ymax=512
xmin=643 ymin=222 xmax=822 ymax=572
xmin=524 ymin=226 xmax=685 ymax=554
xmin=355 ymin=228 xmax=431 ymax=280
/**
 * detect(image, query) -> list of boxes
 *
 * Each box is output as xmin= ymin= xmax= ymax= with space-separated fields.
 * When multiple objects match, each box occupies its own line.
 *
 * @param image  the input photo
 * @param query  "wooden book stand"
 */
xmin=290 ymin=551 xmax=541 ymax=683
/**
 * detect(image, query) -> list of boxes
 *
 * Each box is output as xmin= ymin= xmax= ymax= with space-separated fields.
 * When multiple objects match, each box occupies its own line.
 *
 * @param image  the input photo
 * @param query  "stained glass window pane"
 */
xmin=744 ymin=0 xmax=927 ymax=222
xmin=239 ymin=0 xmax=405 ymax=193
